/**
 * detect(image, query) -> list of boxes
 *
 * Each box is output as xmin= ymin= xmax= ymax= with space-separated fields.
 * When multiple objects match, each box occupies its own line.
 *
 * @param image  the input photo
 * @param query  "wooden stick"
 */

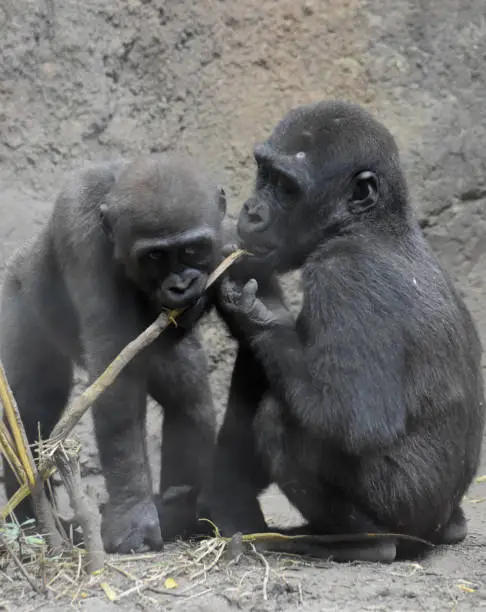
xmin=45 ymin=310 xmax=171 ymax=453
xmin=55 ymin=442 xmax=104 ymax=572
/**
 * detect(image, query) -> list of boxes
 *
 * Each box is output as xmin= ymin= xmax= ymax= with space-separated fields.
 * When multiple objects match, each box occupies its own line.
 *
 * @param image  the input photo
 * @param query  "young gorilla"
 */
xmin=0 ymin=154 xmax=226 ymax=553
xmin=200 ymin=101 xmax=485 ymax=562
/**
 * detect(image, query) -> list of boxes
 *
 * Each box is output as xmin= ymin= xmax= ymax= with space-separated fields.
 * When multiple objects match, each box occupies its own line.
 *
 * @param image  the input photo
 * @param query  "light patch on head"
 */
xmin=296 ymin=151 xmax=306 ymax=160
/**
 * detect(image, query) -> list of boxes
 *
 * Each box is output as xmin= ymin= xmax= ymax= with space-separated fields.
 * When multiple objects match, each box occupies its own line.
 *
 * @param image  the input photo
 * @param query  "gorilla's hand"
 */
xmin=101 ymin=497 xmax=163 ymax=553
xmin=218 ymin=277 xmax=279 ymax=335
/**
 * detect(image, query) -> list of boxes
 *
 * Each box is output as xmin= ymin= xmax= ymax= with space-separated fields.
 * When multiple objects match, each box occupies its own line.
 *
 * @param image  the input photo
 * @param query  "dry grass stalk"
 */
xmin=250 ymin=543 xmax=270 ymax=601
xmin=0 ymin=362 xmax=64 ymax=552
xmin=0 ymin=362 xmax=36 ymax=486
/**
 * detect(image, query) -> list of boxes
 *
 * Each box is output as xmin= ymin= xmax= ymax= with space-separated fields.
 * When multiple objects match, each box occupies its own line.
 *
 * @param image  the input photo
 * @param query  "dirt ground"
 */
xmin=1 ymin=0 xmax=486 ymax=609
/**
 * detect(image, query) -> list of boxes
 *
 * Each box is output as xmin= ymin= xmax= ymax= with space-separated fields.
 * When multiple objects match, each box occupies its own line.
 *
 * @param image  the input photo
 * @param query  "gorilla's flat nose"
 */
xmin=240 ymin=198 xmax=270 ymax=232
xmin=167 ymin=269 xmax=199 ymax=296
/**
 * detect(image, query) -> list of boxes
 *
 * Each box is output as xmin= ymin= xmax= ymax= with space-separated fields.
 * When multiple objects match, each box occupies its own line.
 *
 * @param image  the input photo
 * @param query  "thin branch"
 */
xmin=55 ymin=442 xmax=104 ymax=572
xmin=45 ymin=310 xmax=171 ymax=453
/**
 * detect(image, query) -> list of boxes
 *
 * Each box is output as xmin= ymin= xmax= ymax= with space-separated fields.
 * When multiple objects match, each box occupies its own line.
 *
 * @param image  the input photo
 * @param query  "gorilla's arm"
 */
xmin=69 ymin=272 xmax=162 ymax=551
xmin=218 ymin=263 xmax=408 ymax=455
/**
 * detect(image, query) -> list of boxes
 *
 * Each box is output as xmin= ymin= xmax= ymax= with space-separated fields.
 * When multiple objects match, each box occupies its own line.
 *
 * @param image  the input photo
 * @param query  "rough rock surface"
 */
xmin=1 ymin=0 xmax=486 ymax=609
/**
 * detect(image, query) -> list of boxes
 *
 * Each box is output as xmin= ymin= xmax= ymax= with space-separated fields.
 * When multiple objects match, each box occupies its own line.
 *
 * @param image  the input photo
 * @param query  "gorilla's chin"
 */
xmin=157 ymin=292 xmax=204 ymax=312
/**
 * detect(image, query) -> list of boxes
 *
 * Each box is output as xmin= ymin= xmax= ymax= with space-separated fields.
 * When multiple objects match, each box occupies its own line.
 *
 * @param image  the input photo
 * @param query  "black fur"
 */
xmin=1 ymin=153 xmax=226 ymax=553
xmin=200 ymin=101 xmax=485 ymax=562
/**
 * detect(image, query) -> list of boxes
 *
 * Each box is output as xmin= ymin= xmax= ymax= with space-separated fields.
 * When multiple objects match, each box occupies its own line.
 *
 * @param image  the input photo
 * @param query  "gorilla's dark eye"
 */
xmin=182 ymin=241 xmax=211 ymax=260
xmin=276 ymin=173 xmax=298 ymax=196
xmin=274 ymin=172 xmax=300 ymax=208
xmin=147 ymin=250 xmax=164 ymax=261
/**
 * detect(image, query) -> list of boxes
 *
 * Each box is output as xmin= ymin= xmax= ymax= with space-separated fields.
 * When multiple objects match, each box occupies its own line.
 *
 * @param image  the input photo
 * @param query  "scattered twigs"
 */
xmin=0 ymin=524 xmax=43 ymax=593
xmin=1 ymin=515 xmax=432 ymax=606
xmin=250 ymin=543 xmax=270 ymax=601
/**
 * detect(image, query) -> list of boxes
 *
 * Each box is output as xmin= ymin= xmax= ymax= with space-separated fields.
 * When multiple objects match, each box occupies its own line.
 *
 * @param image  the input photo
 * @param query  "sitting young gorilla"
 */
xmin=200 ymin=101 xmax=485 ymax=562
xmin=0 ymin=154 xmax=226 ymax=553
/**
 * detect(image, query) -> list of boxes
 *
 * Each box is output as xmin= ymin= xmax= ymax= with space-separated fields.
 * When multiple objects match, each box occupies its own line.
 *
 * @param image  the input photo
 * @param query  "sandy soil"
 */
xmin=1 ymin=0 xmax=486 ymax=609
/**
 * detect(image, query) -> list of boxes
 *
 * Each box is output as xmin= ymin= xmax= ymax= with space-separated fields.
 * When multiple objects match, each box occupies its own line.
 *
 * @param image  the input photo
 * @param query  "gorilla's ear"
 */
xmin=100 ymin=203 xmax=114 ymax=241
xmin=217 ymin=185 xmax=227 ymax=220
xmin=349 ymin=171 xmax=379 ymax=213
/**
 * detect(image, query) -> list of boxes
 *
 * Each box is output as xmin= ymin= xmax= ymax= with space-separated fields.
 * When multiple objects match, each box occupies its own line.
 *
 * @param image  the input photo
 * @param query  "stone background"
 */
xmin=1 ymin=0 xmax=486 ymax=609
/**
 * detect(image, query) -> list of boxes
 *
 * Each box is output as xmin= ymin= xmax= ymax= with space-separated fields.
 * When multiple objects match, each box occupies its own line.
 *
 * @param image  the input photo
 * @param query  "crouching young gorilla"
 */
xmin=0 ymin=154 xmax=227 ymax=553
xmin=200 ymin=100 xmax=485 ymax=562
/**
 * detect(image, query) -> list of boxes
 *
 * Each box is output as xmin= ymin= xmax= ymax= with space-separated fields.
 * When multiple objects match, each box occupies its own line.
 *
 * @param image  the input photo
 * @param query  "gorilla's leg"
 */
xmin=198 ymin=346 xmax=271 ymax=537
xmin=150 ymin=333 xmax=216 ymax=495
xmin=254 ymin=395 xmax=397 ymax=562
xmin=149 ymin=332 xmax=217 ymax=540
xmin=1 ymin=288 xmax=73 ymax=522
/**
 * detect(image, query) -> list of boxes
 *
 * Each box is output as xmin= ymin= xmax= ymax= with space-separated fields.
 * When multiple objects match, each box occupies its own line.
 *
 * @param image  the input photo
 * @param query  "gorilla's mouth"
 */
xmin=249 ymin=244 xmax=273 ymax=256
xmin=245 ymin=245 xmax=278 ymax=265
xmin=155 ymin=277 xmax=207 ymax=310
xmin=158 ymin=294 xmax=199 ymax=311
xmin=237 ymin=235 xmax=275 ymax=258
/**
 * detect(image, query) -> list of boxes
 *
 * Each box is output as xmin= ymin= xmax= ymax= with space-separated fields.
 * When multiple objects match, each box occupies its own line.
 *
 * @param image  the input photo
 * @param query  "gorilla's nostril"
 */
xmin=248 ymin=212 xmax=263 ymax=223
